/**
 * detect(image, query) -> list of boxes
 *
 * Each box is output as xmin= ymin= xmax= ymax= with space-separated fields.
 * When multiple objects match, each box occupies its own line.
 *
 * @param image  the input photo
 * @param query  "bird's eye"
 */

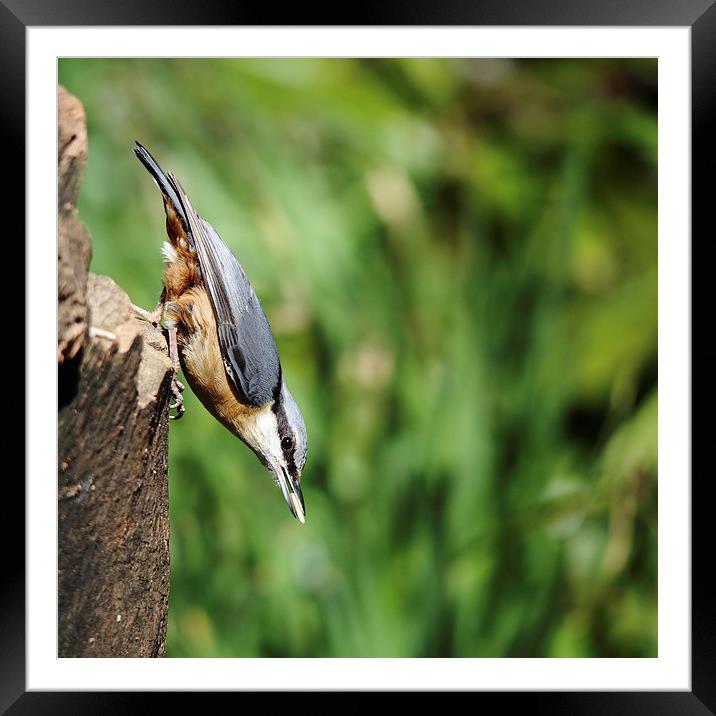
xmin=281 ymin=436 xmax=294 ymax=451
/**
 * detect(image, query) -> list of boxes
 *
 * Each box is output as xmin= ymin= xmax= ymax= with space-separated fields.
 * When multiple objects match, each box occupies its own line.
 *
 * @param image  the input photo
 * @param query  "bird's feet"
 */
xmin=169 ymin=373 xmax=185 ymax=420
xmin=167 ymin=324 xmax=185 ymax=420
xmin=131 ymin=301 xmax=164 ymax=327
xmin=132 ymin=301 xmax=185 ymax=419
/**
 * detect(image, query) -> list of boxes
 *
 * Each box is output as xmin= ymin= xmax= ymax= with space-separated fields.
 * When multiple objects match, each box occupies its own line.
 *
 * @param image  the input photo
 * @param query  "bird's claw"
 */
xmin=169 ymin=403 xmax=185 ymax=420
xmin=169 ymin=383 xmax=185 ymax=420
xmin=131 ymin=302 xmax=164 ymax=327
xmin=165 ymin=323 xmax=185 ymax=420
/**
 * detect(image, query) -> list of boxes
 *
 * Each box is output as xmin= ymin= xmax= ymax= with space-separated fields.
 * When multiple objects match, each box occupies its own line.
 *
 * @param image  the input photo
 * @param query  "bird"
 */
xmin=132 ymin=142 xmax=307 ymax=523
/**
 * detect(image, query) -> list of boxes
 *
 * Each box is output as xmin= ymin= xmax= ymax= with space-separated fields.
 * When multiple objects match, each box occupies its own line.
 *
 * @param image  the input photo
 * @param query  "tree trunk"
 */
xmin=57 ymin=86 xmax=172 ymax=657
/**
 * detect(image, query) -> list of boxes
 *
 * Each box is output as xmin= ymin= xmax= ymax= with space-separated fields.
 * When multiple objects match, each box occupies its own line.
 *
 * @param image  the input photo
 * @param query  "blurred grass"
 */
xmin=58 ymin=58 xmax=658 ymax=658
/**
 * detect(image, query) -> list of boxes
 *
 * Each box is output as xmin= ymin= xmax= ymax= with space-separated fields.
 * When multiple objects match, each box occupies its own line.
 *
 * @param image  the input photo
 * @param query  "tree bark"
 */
xmin=57 ymin=86 xmax=172 ymax=657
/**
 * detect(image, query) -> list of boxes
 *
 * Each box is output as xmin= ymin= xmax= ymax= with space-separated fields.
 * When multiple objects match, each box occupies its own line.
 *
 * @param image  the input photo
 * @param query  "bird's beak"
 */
xmin=274 ymin=464 xmax=306 ymax=524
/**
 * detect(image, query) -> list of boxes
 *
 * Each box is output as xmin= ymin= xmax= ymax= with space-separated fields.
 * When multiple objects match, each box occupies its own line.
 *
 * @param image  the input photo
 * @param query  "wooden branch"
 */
xmin=57 ymin=85 xmax=91 ymax=365
xmin=57 ymin=86 xmax=172 ymax=657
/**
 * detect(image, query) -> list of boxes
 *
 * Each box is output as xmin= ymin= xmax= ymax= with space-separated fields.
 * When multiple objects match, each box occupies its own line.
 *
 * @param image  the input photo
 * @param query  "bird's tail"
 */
xmin=133 ymin=141 xmax=196 ymax=251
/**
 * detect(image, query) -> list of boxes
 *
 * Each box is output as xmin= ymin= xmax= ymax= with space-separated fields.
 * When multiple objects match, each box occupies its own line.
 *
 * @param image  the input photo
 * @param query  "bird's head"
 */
xmin=239 ymin=381 xmax=308 ymax=523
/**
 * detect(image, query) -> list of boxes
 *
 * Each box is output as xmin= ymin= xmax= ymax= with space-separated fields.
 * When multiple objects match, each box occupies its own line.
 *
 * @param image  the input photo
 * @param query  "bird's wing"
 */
xmin=167 ymin=174 xmax=282 ymax=408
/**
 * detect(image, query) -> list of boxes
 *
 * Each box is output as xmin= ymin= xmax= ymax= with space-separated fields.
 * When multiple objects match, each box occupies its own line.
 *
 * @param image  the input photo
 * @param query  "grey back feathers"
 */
xmin=194 ymin=217 xmax=281 ymax=407
xmin=166 ymin=173 xmax=282 ymax=408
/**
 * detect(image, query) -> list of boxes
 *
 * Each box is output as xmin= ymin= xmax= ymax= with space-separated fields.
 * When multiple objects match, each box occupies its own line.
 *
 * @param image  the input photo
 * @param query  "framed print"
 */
xmin=8 ymin=0 xmax=712 ymax=711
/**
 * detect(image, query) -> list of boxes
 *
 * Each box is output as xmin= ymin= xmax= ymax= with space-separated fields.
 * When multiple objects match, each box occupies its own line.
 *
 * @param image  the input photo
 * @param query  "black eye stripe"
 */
xmin=281 ymin=436 xmax=294 ymax=451
xmin=273 ymin=397 xmax=301 ymax=478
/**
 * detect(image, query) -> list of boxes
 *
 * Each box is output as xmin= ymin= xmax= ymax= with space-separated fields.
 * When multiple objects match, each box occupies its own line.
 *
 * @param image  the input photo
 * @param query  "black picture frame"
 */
xmin=7 ymin=1 xmax=711 ymax=711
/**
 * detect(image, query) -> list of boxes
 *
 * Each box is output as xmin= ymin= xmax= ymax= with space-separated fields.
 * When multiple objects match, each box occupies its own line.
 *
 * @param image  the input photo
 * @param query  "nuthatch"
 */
xmin=132 ymin=143 xmax=307 ymax=523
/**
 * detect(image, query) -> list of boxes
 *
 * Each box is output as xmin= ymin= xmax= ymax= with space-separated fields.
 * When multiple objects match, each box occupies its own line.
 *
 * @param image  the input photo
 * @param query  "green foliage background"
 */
xmin=59 ymin=58 xmax=658 ymax=658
